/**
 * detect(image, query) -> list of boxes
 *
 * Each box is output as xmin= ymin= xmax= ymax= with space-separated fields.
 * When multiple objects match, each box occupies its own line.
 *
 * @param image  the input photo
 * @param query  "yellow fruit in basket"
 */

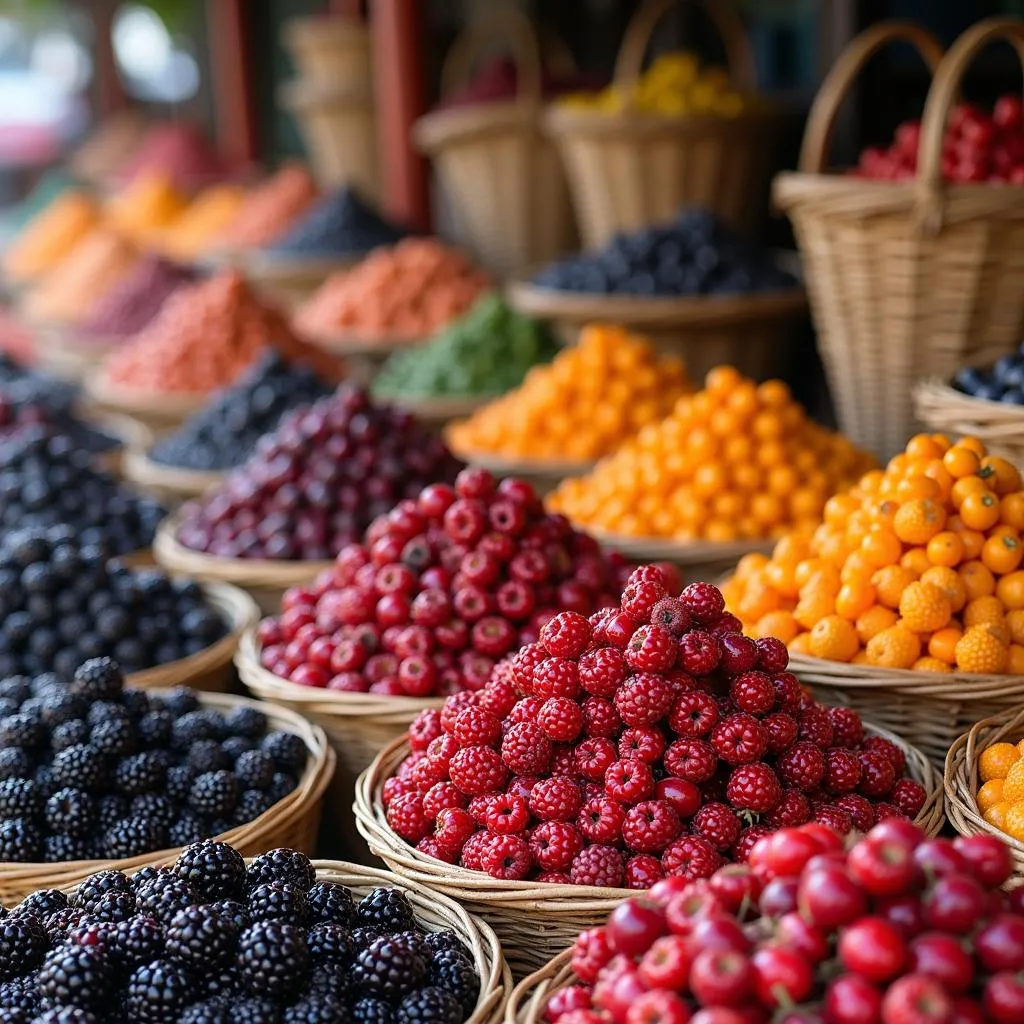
xmin=1001 ymin=760 xmax=1024 ymax=804
xmin=985 ymin=801 xmax=1011 ymax=831
xmin=978 ymin=778 xmax=1006 ymax=812
xmin=898 ymin=581 xmax=952 ymax=633
xmin=954 ymin=625 xmax=1009 ymax=674
xmin=808 ymin=616 xmax=860 ymax=662
xmin=911 ymin=656 xmax=951 ymax=673
xmin=980 ymin=742 xmax=1021 ymax=782
xmin=855 ymin=606 xmax=898 ymax=643
xmin=864 ymin=624 xmax=920 ymax=669
xmin=1006 ymin=801 xmax=1024 ymax=842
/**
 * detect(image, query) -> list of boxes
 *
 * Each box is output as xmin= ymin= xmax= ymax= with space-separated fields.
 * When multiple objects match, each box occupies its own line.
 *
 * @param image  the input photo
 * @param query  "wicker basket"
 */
xmin=283 ymin=14 xmax=372 ymax=92
xmin=354 ymin=725 xmax=942 ymax=976
xmin=414 ymin=11 xmax=576 ymax=277
xmin=83 ymin=369 xmax=209 ymax=433
xmin=33 ymin=323 xmax=118 ymax=384
xmin=789 ymin=651 xmax=1024 ymax=771
xmin=505 ymin=278 xmax=805 ymax=383
xmin=153 ymin=514 xmax=333 ymax=615
xmin=945 ymin=707 xmax=1024 ymax=884
xmin=123 ymin=446 xmax=226 ymax=506
xmin=774 ymin=17 xmax=1024 ymax=461
xmin=235 ymin=629 xmax=444 ymax=778
xmin=0 ymin=692 xmax=334 ymax=904
xmin=505 ymin=950 xmax=575 ymax=1024
xmin=124 ymin=580 xmax=260 ymax=693
xmin=241 ymin=251 xmax=358 ymax=312
xmin=914 ymin=379 xmax=1024 ymax=464
xmin=543 ymin=0 xmax=780 ymax=250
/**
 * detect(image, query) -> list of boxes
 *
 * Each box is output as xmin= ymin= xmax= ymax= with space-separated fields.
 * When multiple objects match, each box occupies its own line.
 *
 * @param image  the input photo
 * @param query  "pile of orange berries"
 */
xmin=446 ymin=324 xmax=689 ymax=463
xmin=723 ymin=434 xmax=1024 ymax=674
xmin=549 ymin=366 xmax=873 ymax=541
xmin=978 ymin=740 xmax=1024 ymax=841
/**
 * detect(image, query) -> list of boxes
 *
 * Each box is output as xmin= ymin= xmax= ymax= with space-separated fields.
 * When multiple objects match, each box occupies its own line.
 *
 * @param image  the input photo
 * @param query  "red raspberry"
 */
xmin=771 ymin=672 xmax=804 ymax=714
xmin=649 ymin=597 xmax=691 ymax=637
xmin=873 ymin=802 xmax=907 ymax=822
xmin=815 ymin=804 xmax=854 ymax=835
xmin=858 ymin=750 xmax=897 ymax=798
xmin=578 ymin=796 xmax=626 ymax=844
xmin=408 ymin=757 xmax=449 ymax=791
xmin=691 ymin=801 xmax=742 ymax=851
xmin=762 ymin=712 xmax=799 ymax=754
xmin=459 ymin=830 xmax=492 ymax=871
xmin=798 ymin=706 xmax=835 ymax=747
xmin=481 ymin=793 xmax=530 ymax=835
xmin=824 ymin=748 xmax=863 ymax=794
xmin=626 ymin=625 xmax=678 ymax=673
xmin=507 ymin=776 xmax=540 ymax=801
xmin=728 ymin=671 xmax=776 ymax=716
xmin=386 ymin=791 xmax=431 ymax=842
xmin=621 ymin=580 xmax=667 ymax=622
xmin=540 ymin=611 xmax=592 ymax=659
xmin=452 ymin=707 xmax=502 ymax=748
xmin=777 ymin=740 xmax=827 ymax=791
xmin=861 ymin=736 xmax=906 ymax=776
xmin=762 ymin=789 xmax=811 ymax=829
xmin=680 ymin=582 xmax=725 ymax=624
xmin=546 ymin=987 xmax=592 ymax=1021
xmin=434 ymin=806 xmax=476 ymax=853
xmin=411 ymin=589 xmax=451 ymax=628
xmin=472 ymin=617 xmax=516 ymax=658
xmin=422 ymin=781 xmax=467 ymax=818
xmin=511 ymin=643 xmax=548 ymax=694
xmin=508 ymin=697 xmax=545 ymax=726
xmin=678 ymin=631 xmax=721 ymax=676
xmin=572 ymin=928 xmax=615 ymax=984
xmin=533 ymin=658 xmax=581 ymax=700
xmin=440 ymin=692 xmax=478 ymax=733
xmin=615 ymin=673 xmax=675 ymax=727
xmin=732 ymin=825 xmax=772 ymax=864
xmin=661 ymin=835 xmax=720 ymax=880
xmin=382 ymin=776 xmax=418 ymax=807
xmin=408 ymin=708 xmax=443 ymax=751
xmin=578 ymin=647 xmax=628 ymax=698
xmin=834 ymin=793 xmax=875 ymax=831
xmin=709 ymin=613 xmax=744 ymax=637
xmin=536 ymin=697 xmax=585 ymax=743
xmin=890 ymin=778 xmax=926 ymax=819
xmin=448 ymin=745 xmax=508 ymax=796
xmin=417 ymin=837 xmax=457 ymax=863
xmin=478 ymin=673 xmax=517 ymax=719
xmin=502 ymin=723 xmax=552 ymax=775
xmin=624 ymin=854 xmax=665 ymax=890
xmin=574 ymin=737 xmax=617 ymax=782
xmin=617 ymin=727 xmax=665 ymax=764
xmin=755 ymin=636 xmax=789 ymax=673
xmin=582 ymin=696 xmax=622 ymax=739
xmin=627 ymin=565 xmax=673 ymax=590
xmin=828 ymin=706 xmax=865 ymax=748
xmin=455 ymin=466 xmax=496 ymax=499
xmin=529 ymin=776 xmax=583 ymax=822
xmin=479 ymin=832 xmax=532 ymax=880
xmin=603 ymin=612 xmax=639 ymax=649
xmin=663 ymin=739 xmax=717 ymax=784
xmin=621 ymin=799 xmax=682 ymax=853
xmin=604 ymin=759 xmax=655 ymax=804
xmin=424 ymin=733 xmax=458 ymax=769
xmin=726 ymin=763 xmax=782 ymax=813
xmin=710 ymin=713 xmax=768 ymax=765
xmin=537 ymin=872 xmax=574 ymax=886
xmin=668 ymin=691 xmax=720 ymax=738
xmin=570 ymin=845 xmax=625 ymax=888
xmin=530 ymin=821 xmax=585 ymax=871
xmin=550 ymin=743 xmax=578 ymax=776
xmin=719 ymin=634 xmax=759 ymax=674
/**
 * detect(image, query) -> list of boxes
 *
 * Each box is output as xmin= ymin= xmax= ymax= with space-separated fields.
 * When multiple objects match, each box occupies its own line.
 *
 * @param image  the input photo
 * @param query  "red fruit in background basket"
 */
xmin=838 ymin=916 xmax=908 ymax=982
xmin=953 ymin=833 xmax=1014 ymax=888
xmin=984 ymin=972 xmax=1024 ymax=1024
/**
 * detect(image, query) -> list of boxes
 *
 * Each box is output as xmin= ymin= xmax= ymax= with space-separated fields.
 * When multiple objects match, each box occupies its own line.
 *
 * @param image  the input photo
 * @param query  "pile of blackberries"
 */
xmin=149 ymin=351 xmax=336 ymax=472
xmin=532 ymin=209 xmax=797 ymax=297
xmin=953 ymin=347 xmax=1024 ymax=404
xmin=0 ymin=658 xmax=309 ymax=863
xmin=0 ymin=354 xmax=78 ymax=412
xmin=0 ymin=430 xmax=164 ymax=554
xmin=0 ymin=527 xmax=226 ymax=679
xmin=0 ymin=842 xmax=480 ymax=1024
xmin=0 ymin=389 xmax=119 ymax=457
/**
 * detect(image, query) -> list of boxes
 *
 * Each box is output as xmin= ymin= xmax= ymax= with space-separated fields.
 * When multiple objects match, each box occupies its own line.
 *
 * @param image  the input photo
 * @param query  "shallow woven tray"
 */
xmin=386 ymin=394 xmax=492 ymax=426
xmin=587 ymin=527 xmax=774 ymax=566
xmin=0 ymin=692 xmax=334 ymax=904
xmin=84 ymin=369 xmax=210 ymax=431
xmin=355 ymin=724 xmax=942 ymax=976
xmin=914 ymin=379 xmax=1024 ymax=463
xmin=448 ymin=447 xmax=597 ymax=496
xmin=123 ymin=446 xmax=226 ymax=504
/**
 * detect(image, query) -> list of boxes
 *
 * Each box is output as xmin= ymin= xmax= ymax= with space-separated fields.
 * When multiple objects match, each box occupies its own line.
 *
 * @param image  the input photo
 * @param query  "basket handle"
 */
xmin=613 ymin=0 xmax=758 ymax=98
xmin=798 ymin=20 xmax=944 ymax=174
xmin=916 ymin=17 xmax=1024 ymax=231
xmin=439 ymin=9 xmax=546 ymax=107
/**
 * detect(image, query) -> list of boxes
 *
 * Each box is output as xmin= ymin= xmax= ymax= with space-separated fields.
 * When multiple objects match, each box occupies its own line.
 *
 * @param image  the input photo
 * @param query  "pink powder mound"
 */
xmin=115 ymin=122 xmax=229 ymax=190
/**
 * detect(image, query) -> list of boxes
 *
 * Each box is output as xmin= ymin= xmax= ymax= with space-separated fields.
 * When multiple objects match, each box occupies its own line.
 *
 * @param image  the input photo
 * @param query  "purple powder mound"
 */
xmin=80 ymin=256 xmax=196 ymax=341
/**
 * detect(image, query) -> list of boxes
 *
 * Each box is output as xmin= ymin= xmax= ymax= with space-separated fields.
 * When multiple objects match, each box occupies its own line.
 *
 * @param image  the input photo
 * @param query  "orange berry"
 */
xmin=955 ymin=624 xmax=1009 ymax=674
xmin=960 ymin=491 xmax=1001 ymax=532
xmin=926 ymin=531 xmax=965 ymax=568
xmin=943 ymin=445 xmax=982 ymax=479
xmin=979 ymin=778 xmax=1006 ymax=811
xmin=979 ymin=742 xmax=1020 ymax=782
xmin=861 ymin=528 xmax=902 ymax=568
xmin=905 ymin=434 xmax=946 ymax=461
xmin=920 ymin=566 xmax=967 ymax=612
xmin=753 ymin=611 xmax=800 ymax=643
xmin=964 ymin=594 xmax=1006 ymax=628
xmin=912 ymin=656 xmax=952 ymax=673
xmin=789 ymin=632 xmax=812 ymax=655
xmin=793 ymin=590 xmax=835 ymax=630
xmin=928 ymin=626 xmax=963 ymax=664
xmin=957 ymin=437 xmax=987 ymax=456
xmin=865 ymin=624 xmax=921 ymax=669
xmin=896 ymin=476 xmax=942 ymax=502
xmin=856 ymin=605 xmax=898 ymax=643
xmin=835 ymin=581 xmax=876 ymax=620
xmin=872 ymin=565 xmax=917 ymax=609
xmin=980 ymin=456 xmax=1022 ymax=495
xmin=951 ymin=476 xmax=989 ymax=508
xmin=1007 ymin=608 xmax=1024 ymax=644
xmin=808 ymin=615 xmax=861 ymax=662
xmin=1009 ymin=644 xmax=1024 ymax=675
xmin=893 ymin=498 xmax=947 ymax=545
xmin=1001 ymin=493 xmax=1024 ymax=531
xmin=1002 ymin=761 xmax=1024 ymax=805
xmin=984 ymin=802 xmax=1011 ymax=831
xmin=898 ymin=581 xmax=952 ymax=633
xmin=982 ymin=533 xmax=1024 ymax=576
xmin=960 ymin=560 xmax=996 ymax=601
xmin=900 ymin=548 xmax=933 ymax=578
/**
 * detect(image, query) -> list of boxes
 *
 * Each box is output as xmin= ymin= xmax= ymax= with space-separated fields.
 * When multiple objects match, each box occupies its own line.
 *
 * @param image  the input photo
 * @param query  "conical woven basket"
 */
xmin=505 ymin=950 xmax=575 ymax=1024
xmin=414 ymin=11 xmax=576 ymax=277
xmin=774 ymin=17 xmax=1024 ymax=460
xmin=354 ymin=726 xmax=942 ymax=977
xmin=283 ymin=14 xmax=372 ymax=92
xmin=914 ymin=379 xmax=1024 ymax=464
xmin=0 ymin=692 xmax=334 ymax=904
xmin=543 ymin=0 xmax=780 ymax=250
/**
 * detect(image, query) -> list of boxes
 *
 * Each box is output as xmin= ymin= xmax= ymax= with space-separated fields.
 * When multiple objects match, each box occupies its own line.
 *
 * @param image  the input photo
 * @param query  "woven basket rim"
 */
xmin=542 ymin=103 xmax=781 ymax=135
xmin=123 ymin=446 xmax=226 ymax=498
xmin=504 ymin=950 xmax=574 ymax=1024
xmin=447 ymin=448 xmax=597 ymax=479
xmin=914 ymin=378 xmax=1024 ymax=418
xmin=84 ymin=369 xmax=211 ymax=418
xmin=584 ymin=527 xmax=774 ymax=565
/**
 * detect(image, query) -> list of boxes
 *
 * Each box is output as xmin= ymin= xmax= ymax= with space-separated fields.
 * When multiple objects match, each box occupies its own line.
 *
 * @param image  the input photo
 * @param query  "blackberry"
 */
xmin=102 ymin=817 xmax=163 ymax=860
xmin=33 ymin=1008 xmax=101 ymax=1022
xmin=172 ymin=710 xmax=225 ymax=749
xmin=86 ymin=700 xmax=129 ymax=728
xmin=307 ymin=923 xmax=355 ymax=965
xmin=0 ymin=712 xmax=45 ymax=750
xmin=165 ymin=764 xmax=197 ymax=803
xmin=74 ymin=870 xmax=132 ymax=912
xmin=428 ymin=948 xmax=479 ymax=1013
xmin=69 ymin=657 xmax=123 ymax=701
xmin=36 ymin=945 xmax=114 ymax=1010
xmin=44 ymin=789 xmax=94 ymax=838
xmin=351 ymin=927 xmax=382 ymax=952
xmin=130 ymin=865 xmax=174 ymax=894
xmin=49 ymin=720 xmax=88 ymax=752
xmin=209 ymin=900 xmax=250 ymax=932
xmin=282 ymin=995 xmax=348 ymax=1024
xmin=357 ymin=888 xmax=416 ymax=933
xmin=160 ymin=687 xmax=200 ymax=718
xmin=236 ymin=920 xmax=308 ymax=1002
xmin=261 ymin=733 xmax=307 ymax=775
xmin=165 ymin=905 xmax=239 ymax=975
xmin=135 ymin=876 xmax=196 ymax=923
xmin=351 ymin=937 xmax=426 ymax=1002
xmin=393 ymin=930 xmax=431 ymax=963
xmin=0 ymin=778 xmax=42 ymax=818
xmin=246 ymin=849 xmax=316 ymax=892
xmin=422 ymin=930 xmax=469 ymax=959
xmin=44 ymin=907 xmax=86 ymax=941
xmin=187 ymin=740 xmax=230 ymax=774
xmin=307 ymin=881 xmax=356 ymax=927
xmin=234 ymin=751 xmax=274 ymax=790
xmin=267 ymin=773 xmax=297 ymax=804
xmin=352 ymin=997 xmax=393 ymax=1024
xmin=88 ymin=717 xmax=136 ymax=757
xmin=40 ymin=692 xmax=84 ymax=728
xmin=0 ymin=818 xmax=42 ymax=861
xmin=223 ymin=706 xmax=266 ymax=739
xmin=233 ymin=790 xmax=274 ymax=825
xmin=307 ymin=963 xmax=350 ymax=1001
xmin=0 ymin=913 xmax=48 ymax=979
xmin=90 ymin=889 xmax=137 ymax=923
xmin=181 ymin=999 xmax=230 ymax=1024
xmin=13 ymin=889 xmax=68 ymax=922
xmin=247 ymin=882 xmax=308 ymax=925
xmin=32 ymin=764 xmax=57 ymax=798
xmin=130 ymin=793 xmax=176 ymax=831
xmin=109 ymin=915 xmax=165 ymax=970
xmin=169 ymin=813 xmax=208 ymax=848
xmin=51 ymin=745 xmax=106 ymax=793
xmin=174 ymin=840 xmax=247 ymax=902
xmin=229 ymin=999 xmax=281 ymax=1024
xmin=44 ymin=834 xmax=92 ymax=862
xmin=221 ymin=736 xmax=255 ymax=762
xmin=0 ymin=677 xmax=31 ymax=702
xmin=395 ymin=987 xmax=462 ymax=1024
xmin=0 ymin=748 xmax=31 ymax=781
xmin=125 ymin=959 xmax=192 ymax=1022
xmin=112 ymin=752 xmax=165 ymax=796
xmin=120 ymin=688 xmax=152 ymax=719
xmin=95 ymin=795 xmax=129 ymax=829
xmin=190 ymin=772 xmax=239 ymax=818
xmin=137 ymin=709 xmax=173 ymax=746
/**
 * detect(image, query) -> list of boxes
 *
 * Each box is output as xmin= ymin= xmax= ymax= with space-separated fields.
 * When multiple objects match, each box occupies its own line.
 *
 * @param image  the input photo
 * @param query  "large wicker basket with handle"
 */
xmin=774 ymin=17 xmax=1024 ymax=460
xmin=543 ymin=0 xmax=779 ymax=250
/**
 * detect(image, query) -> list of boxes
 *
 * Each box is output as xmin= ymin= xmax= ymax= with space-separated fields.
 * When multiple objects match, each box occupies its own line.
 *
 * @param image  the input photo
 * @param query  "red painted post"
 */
xmin=371 ymin=0 xmax=431 ymax=231
xmin=92 ymin=0 xmax=127 ymax=115
xmin=206 ymin=0 xmax=259 ymax=165
xmin=330 ymin=0 xmax=365 ymax=15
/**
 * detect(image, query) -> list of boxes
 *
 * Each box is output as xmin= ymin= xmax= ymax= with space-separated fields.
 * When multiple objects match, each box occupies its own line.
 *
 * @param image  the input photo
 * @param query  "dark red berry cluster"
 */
xmin=553 ymin=822 xmax=1024 ymax=1024
xmin=257 ymin=467 xmax=632 ymax=694
xmin=383 ymin=567 xmax=927 ymax=885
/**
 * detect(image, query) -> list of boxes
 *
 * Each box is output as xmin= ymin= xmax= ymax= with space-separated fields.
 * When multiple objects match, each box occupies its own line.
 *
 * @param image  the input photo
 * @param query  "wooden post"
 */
xmin=92 ymin=0 xmax=127 ymax=115
xmin=371 ymin=0 xmax=431 ymax=231
xmin=206 ymin=0 xmax=259 ymax=165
